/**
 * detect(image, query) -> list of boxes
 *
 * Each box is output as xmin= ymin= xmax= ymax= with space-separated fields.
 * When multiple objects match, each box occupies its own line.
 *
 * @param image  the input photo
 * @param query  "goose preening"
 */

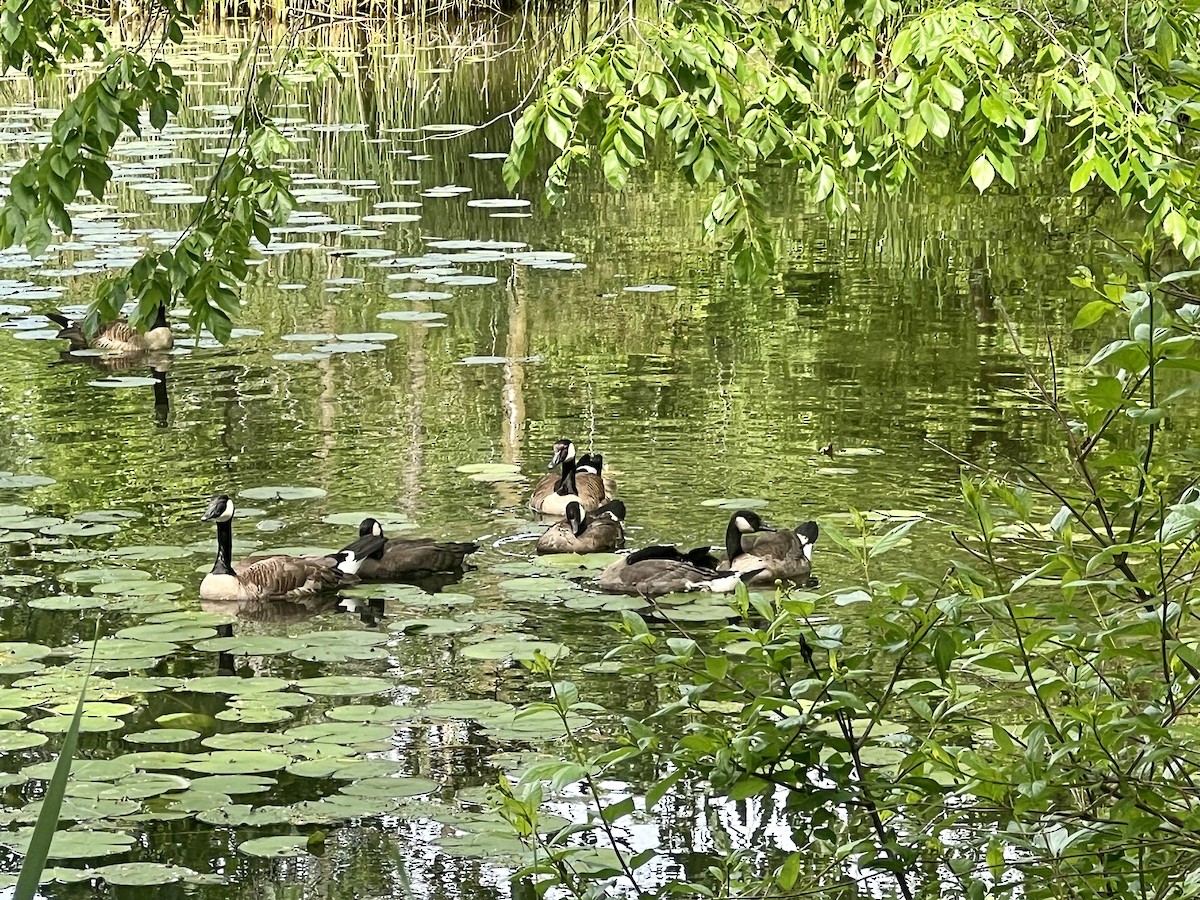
xmin=720 ymin=509 xmax=819 ymax=585
xmin=529 ymin=438 xmax=611 ymax=516
xmin=598 ymin=543 xmax=761 ymax=597
xmin=49 ymin=306 xmax=174 ymax=353
xmin=536 ymin=500 xmax=626 ymax=554
xmin=338 ymin=518 xmax=479 ymax=579
xmin=199 ymin=495 xmax=365 ymax=602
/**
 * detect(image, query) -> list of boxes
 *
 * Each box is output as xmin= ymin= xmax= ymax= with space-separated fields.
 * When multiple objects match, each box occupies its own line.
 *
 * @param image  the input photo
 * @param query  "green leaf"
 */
xmin=1073 ymin=300 xmax=1112 ymax=329
xmin=970 ymin=156 xmax=995 ymax=193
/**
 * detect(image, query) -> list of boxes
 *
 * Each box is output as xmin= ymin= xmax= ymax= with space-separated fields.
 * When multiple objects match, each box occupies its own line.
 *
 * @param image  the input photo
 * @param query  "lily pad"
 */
xmin=238 ymin=835 xmax=313 ymax=858
xmin=391 ymin=617 xmax=474 ymax=635
xmin=125 ymin=728 xmax=201 ymax=744
xmin=95 ymin=862 xmax=196 ymax=886
xmin=91 ymin=580 xmax=183 ymax=596
xmin=4 ymin=829 xmax=135 ymax=859
xmin=238 ymin=486 xmax=327 ymax=501
xmin=701 ymin=497 xmax=770 ymax=510
xmin=461 ymin=637 xmax=570 ymax=661
xmin=297 ymin=676 xmax=393 ymax=697
xmin=340 ymin=776 xmax=438 ymax=798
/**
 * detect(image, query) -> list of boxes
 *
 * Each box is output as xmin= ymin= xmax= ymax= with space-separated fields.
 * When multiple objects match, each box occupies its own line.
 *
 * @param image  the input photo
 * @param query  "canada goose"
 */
xmin=339 ymin=518 xmax=479 ymax=579
xmin=720 ymin=509 xmax=819 ymax=584
xmin=598 ymin=543 xmax=763 ymax=597
xmin=48 ymin=305 xmax=174 ymax=353
xmin=529 ymin=439 xmax=610 ymax=516
xmin=199 ymin=495 xmax=362 ymax=602
xmin=536 ymin=500 xmax=626 ymax=554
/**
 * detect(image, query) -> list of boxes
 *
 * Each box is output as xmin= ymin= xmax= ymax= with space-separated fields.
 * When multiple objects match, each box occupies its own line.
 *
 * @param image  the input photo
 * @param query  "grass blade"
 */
xmin=13 ymin=630 xmax=97 ymax=900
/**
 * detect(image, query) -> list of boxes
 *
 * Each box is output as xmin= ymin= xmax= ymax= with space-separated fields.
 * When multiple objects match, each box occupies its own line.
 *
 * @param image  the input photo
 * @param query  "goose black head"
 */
xmin=358 ymin=518 xmax=385 ymax=538
xmin=565 ymin=501 xmax=586 ymax=537
xmin=201 ymin=495 xmax=235 ymax=523
xmin=796 ymin=521 xmax=819 ymax=560
xmin=548 ymin=439 xmax=576 ymax=470
xmin=732 ymin=509 xmax=773 ymax=534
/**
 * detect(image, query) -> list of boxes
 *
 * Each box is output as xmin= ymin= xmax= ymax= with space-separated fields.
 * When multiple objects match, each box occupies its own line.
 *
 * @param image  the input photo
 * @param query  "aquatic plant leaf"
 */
xmin=74 ymin=510 xmax=142 ymax=523
xmin=201 ymin=732 xmax=294 ymax=751
xmin=297 ymin=676 xmax=393 ymax=697
xmin=325 ymin=705 xmax=416 ymax=724
xmin=95 ymin=862 xmax=195 ymax=886
xmin=90 ymin=580 xmax=183 ymax=596
xmin=40 ymin=522 xmax=121 ymax=538
xmin=284 ymin=722 xmax=394 ymax=744
xmin=31 ymin=716 xmax=123 ymax=734
xmin=87 ymin=377 xmax=160 ymax=388
xmin=285 ymin=758 xmax=402 ymax=779
xmin=185 ymin=751 xmax=291 ymax=774
xmin=498 ymin=577 xmax=580 ymax=597
xmin=422 ymin=699 xmax=514 ymax=720
xmin=390 ymin=617 xmax=474 ymax=635
xmin=701 ymin=497 xmax=769 ymax=509
xmin=237 ymin=835 xmax=312 ymax=858
xmin=5 ymin=829 xmax=135 ymax=860
xmin=0 ymin=473 xmax=55 ymax=489
xmin=115 ymin=624 xmax=215 ymax=643
xmin=183 ymin=676 xmax=290 ymax=694
xmin=188 ymin=774 xmax=276 ymax=795
xmin=197 ymin=805 xmax=291 ymax=827
xmin=124 ymin=729 xmax=200 ymax=745
xmin=460 ymin=637 xmax=571 ymax=661
xmin=340 ymin=776 xmax=437 ymax=799
xmin=238 ymin=486 xmax=327 ymax=501
xmin=27 ymin=596 xmax=107 ymax=611
xmin=110 ymin=545 xmax=191 ymax=560
xmin=193 ymin=636 xmax=307 ymax=655
xmin=0 ymin=730 xmax=49 ymax=750
xmin=215 ymin=707 xmax=293 ymax=724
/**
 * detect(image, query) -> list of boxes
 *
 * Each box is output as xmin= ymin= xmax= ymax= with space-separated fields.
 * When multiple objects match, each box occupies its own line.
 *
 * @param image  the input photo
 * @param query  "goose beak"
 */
xmin=200 ymin=498 xmax=223 ymax=522
xmin=760 ymin=524 xmax=777 ymax=532
xmin=548 ymin=448 xmax=567 ymax=469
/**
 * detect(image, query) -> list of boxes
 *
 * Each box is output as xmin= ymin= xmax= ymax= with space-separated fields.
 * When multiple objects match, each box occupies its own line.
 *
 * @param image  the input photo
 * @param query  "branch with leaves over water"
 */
xmin=507 ymin=0 xmax=1200 ymax=281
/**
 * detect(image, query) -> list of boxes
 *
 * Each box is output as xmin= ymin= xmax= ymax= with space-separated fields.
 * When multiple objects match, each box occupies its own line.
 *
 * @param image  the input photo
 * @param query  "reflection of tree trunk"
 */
xmin=969 ymin=245 xmax=995 ymax=324
xmin=354 ymin=24 xmax=380 ymax=141
xmin=497 ymin=263 xmax=526 ymax=507
xmin=401 ymin=318 xmax=426 ymax=519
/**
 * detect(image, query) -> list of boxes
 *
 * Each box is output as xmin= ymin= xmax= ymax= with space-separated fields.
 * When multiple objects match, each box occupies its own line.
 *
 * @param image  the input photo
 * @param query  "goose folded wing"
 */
xmin=235 ymin=554 xmax=342 ymax=601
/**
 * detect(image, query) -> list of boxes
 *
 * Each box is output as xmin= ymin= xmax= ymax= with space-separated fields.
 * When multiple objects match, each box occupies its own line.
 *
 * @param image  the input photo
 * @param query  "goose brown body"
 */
xmin=536 ymin=501 xmax=625 ymax=554
xmin=720 ymin=510 xmax=818 ymax=584
xmin=49 ymin=307 xmax=174 ymax=353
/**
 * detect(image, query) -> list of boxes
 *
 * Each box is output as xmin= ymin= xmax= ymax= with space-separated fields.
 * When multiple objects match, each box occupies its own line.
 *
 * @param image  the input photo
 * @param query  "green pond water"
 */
xmin=0 ymin=17 xmax=1142 ymax=899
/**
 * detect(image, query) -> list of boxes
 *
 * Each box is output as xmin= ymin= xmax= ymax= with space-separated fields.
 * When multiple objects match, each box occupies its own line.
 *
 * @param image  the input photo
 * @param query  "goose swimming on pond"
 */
xmin=199 ymin=495 xmax=362 ymax=602
xmin=338 ymin=518 xmax=479 ymax=579
xmin=536 ymin=500 xmax=626 ymax=554
xmin=529 ymin=438 xmax=611 ymax=516
xmin=720 ymin=509 xmax=819 ymax=584
xmin=598 ymin=543 xmax=762 ymax=597
xmin=48 ymin=305 xmax=174 ymax=353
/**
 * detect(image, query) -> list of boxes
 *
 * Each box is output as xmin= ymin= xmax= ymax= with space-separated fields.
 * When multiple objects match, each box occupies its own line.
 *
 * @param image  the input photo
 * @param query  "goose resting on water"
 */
xmin=598 ymin=542 xmax=762 ymax=597
xmin=719 ymin=509 xmax=819 ymax=584
xmin=49 ymin=306 xmax=174 ymax=353
xmin=529 ymin=438 xmax=612 ymax=516
xmin=200 ymin=495 xmax=368 ymax=602
xmin=536 ymin=500 xmax=626 ymax=554
xmin=338 ymin=518 xmax=479 ymax=579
